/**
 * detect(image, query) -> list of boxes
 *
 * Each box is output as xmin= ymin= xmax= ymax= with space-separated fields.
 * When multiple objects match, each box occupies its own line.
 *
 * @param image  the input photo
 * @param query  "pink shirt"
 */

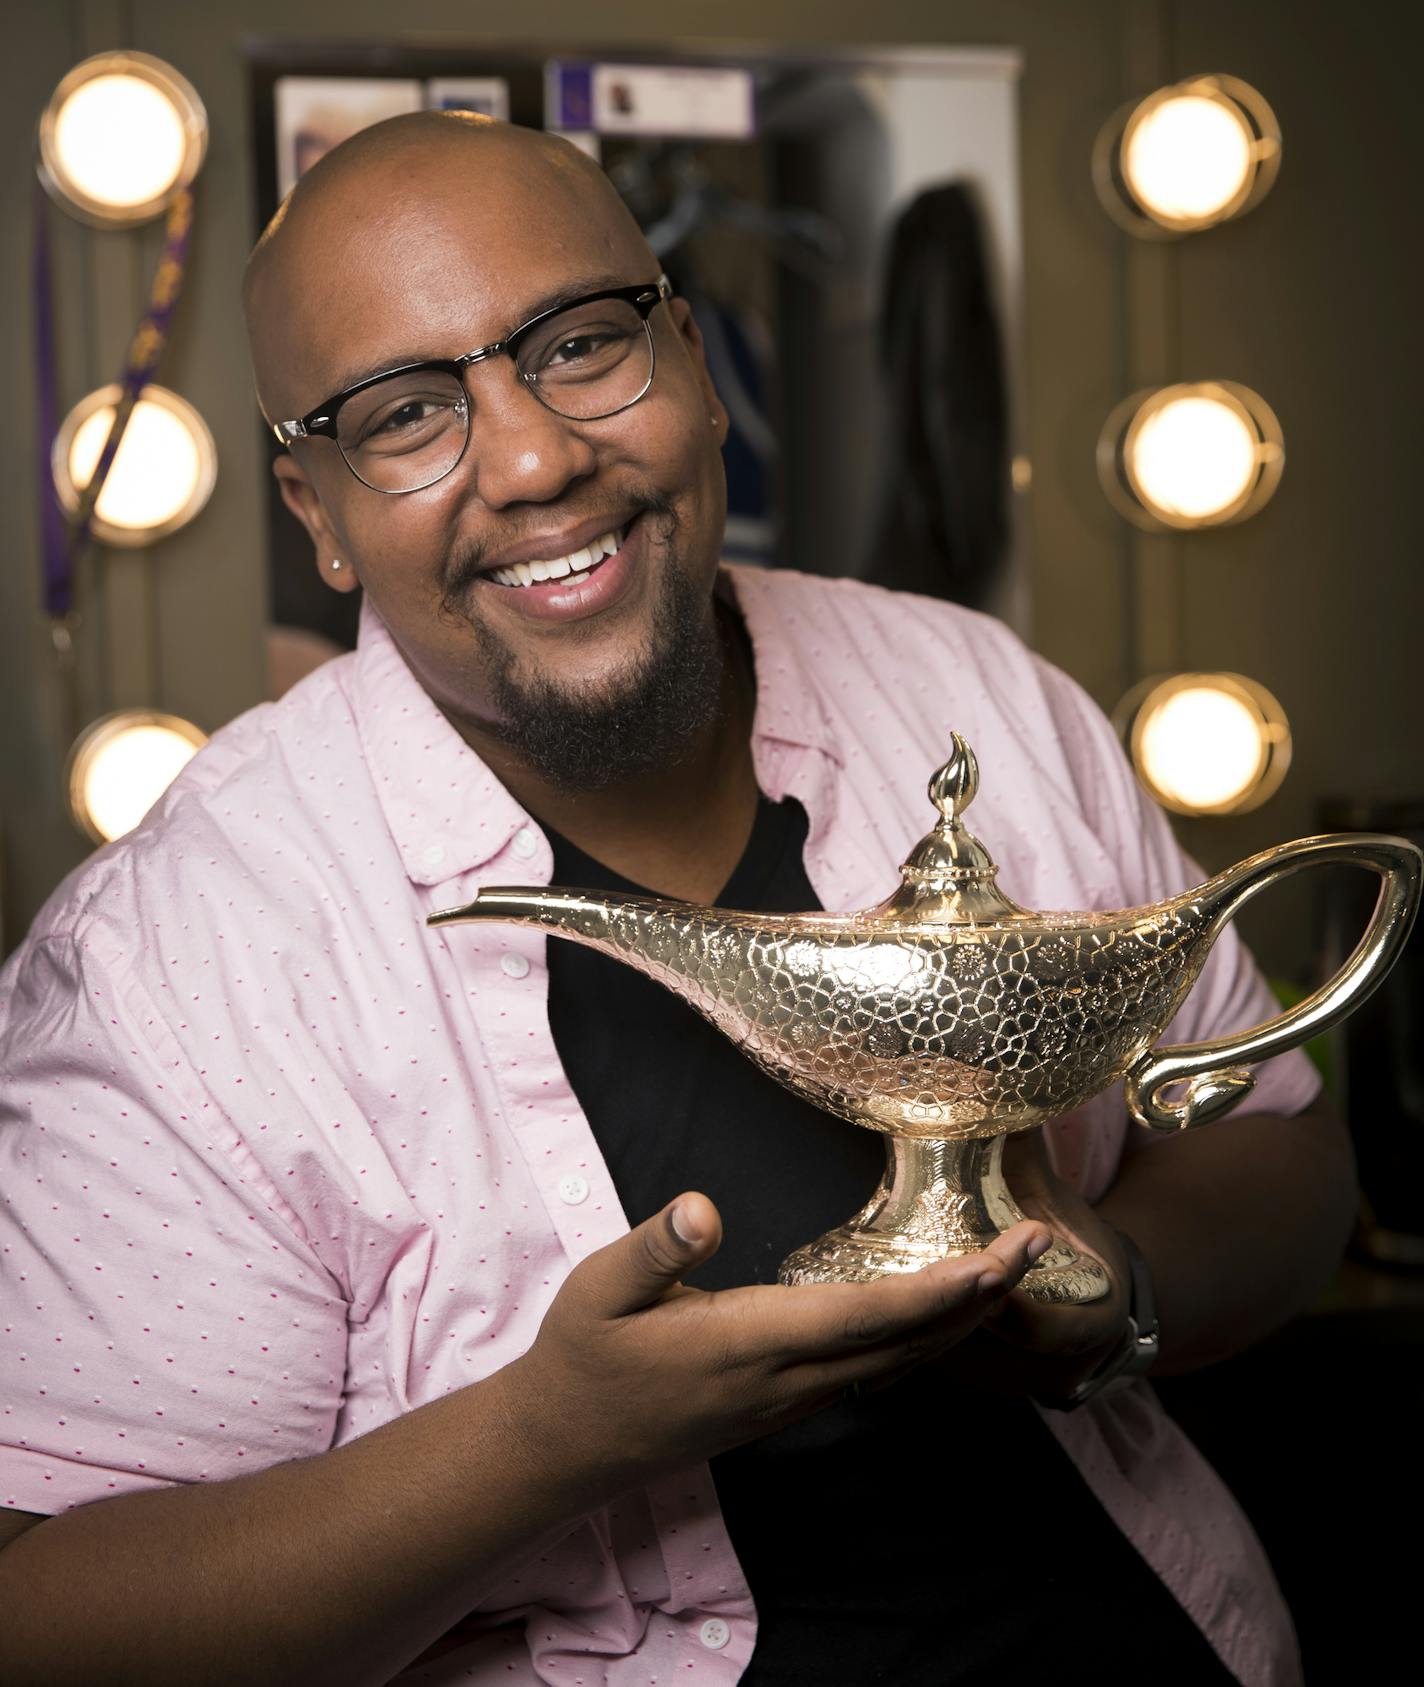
xmin=1 ymin=567 xmax=1319 ymax=1684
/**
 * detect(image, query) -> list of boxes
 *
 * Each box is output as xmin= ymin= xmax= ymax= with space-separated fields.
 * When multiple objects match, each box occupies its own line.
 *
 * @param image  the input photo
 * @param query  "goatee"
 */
xmin=461 ymin=523 xmax=728 ymax=793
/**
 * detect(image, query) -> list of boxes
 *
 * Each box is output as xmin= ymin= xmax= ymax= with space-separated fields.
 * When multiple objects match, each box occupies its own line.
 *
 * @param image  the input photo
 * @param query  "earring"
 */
xmin=330 ymin=559 xmax=343 ymax=571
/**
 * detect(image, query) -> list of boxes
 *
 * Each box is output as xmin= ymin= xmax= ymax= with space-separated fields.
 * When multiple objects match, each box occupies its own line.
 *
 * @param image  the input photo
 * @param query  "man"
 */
xmin=0 ymin=115 xmax=1345 ymax=1685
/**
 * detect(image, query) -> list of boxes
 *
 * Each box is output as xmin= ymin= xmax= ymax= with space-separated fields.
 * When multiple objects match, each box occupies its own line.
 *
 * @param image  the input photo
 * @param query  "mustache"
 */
xmin=439 ymin=491 xmax=677 ymax=615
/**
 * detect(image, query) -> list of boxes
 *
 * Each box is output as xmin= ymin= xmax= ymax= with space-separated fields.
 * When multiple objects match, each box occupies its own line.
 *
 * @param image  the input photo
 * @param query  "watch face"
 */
xmin=1112 ymin=1227 xmax=1159 ymax=1371
xmin=1126 ymin=1319 xmax=1161 ymax=1373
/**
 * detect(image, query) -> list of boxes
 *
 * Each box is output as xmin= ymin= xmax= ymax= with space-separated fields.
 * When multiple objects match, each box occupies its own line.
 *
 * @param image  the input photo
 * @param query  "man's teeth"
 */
xmin=489 ymin=528 xmax=623 ymax=588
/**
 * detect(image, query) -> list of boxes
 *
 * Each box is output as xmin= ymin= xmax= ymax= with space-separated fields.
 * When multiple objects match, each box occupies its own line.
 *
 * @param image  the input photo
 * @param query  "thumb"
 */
xmin=586 ymin=1193 xmax=723 ymax=1317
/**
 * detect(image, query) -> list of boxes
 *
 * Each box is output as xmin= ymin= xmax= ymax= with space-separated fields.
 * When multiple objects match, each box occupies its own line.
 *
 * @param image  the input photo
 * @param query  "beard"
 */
xmin=446 ymin=505 xmax=728 ymax=792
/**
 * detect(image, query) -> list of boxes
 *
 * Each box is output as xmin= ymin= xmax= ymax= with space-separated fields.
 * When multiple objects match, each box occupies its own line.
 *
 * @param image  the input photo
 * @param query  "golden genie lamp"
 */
xmin=430 ymin=735 xmax=1420 ymax=1303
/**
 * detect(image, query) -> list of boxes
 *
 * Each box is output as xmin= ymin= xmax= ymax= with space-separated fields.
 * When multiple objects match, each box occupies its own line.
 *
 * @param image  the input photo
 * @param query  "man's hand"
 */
xmin=957 ymin=1095 xmax=1356 ymax=1397
xmin=953 ymin=1129 xmax=1134 ymax=1404
xmin=502 ymin=1193 xmax=1052 ymax=1499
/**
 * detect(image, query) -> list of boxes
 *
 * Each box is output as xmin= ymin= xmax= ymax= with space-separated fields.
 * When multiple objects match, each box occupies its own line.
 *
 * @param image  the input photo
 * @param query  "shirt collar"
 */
xmin=720 ymin=564 xmax=843 ymax=769
xmin=351 ymin=565 xmax=843 ymax=887
xmin=351 ymin=599 xmax=531 ymax=887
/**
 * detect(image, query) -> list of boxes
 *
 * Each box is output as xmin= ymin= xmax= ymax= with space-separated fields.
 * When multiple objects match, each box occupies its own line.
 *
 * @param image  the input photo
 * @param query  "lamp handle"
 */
xmin=1124 ymin=833 xmax=1421 ymax=1131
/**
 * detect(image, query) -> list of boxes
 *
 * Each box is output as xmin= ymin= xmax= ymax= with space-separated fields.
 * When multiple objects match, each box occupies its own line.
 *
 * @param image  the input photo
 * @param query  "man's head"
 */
xmin=245 ymin=114 xmax=730 ymax=790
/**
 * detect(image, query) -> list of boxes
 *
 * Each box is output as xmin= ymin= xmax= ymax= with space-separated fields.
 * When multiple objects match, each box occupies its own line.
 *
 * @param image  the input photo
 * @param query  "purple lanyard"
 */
xmin=33 ymin=182 xmax=196 ymax=622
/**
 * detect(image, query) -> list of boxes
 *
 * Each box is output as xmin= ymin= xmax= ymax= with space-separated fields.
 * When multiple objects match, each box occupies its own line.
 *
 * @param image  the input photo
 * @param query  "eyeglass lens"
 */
xmin=337 ymin=296 xmax=655 ymax=492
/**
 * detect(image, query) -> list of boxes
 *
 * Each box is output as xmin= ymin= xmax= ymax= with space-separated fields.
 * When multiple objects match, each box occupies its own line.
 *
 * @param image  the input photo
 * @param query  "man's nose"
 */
xmin=462 ymin=365 xmax=598 ymax=509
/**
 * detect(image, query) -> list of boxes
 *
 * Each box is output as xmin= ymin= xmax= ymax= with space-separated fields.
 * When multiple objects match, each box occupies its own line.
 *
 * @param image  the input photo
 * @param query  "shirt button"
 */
xmin=500 ymin=952 xmax=531 ymax=979
xmin=558 ymin=1174 xmax=590 ymax=1205
xmin=699 ymin=1618 xmax=731 ymax=1651
xmin=511 ymin=827 xmax=538 ymax=859
xmin=422 ymin=843 xmax=446 ymax=867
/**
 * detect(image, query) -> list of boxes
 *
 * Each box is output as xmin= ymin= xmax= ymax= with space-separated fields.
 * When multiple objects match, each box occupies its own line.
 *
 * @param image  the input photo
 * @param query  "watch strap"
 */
xmin=1055 ymin=1227 xmax=1160 ymax=1412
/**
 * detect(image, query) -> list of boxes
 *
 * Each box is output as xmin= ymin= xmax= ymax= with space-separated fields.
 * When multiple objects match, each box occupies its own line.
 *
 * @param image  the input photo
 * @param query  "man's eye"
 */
xmin=546 ymin=333 xmax=615 ymax=365
xmin=351 ymin=391 xmax=465 ymax=451
xmin=373 ymin=399 xmax=441 ymax=434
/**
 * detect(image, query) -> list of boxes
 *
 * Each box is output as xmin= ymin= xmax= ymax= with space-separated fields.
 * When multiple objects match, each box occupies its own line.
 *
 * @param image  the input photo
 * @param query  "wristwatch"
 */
xmin=1052 ymin=1227 xmax=1160 ymax=1412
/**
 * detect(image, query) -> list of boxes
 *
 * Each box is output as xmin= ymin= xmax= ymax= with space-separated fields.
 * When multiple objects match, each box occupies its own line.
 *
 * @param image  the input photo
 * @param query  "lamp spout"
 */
xmin=427 ymin=885 xmax=758 ymax=1025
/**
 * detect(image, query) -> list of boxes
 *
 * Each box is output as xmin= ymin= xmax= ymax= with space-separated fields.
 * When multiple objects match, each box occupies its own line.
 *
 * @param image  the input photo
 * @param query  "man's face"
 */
xmin=258 ymin=134 xmax=728 ymax=775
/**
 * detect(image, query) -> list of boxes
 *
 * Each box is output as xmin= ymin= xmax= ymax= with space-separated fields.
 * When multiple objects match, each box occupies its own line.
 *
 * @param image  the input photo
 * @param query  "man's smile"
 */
xmin=464 ymin=512 xmax=646 ymax=624
xmin=485 ymin=525 xmax=624 ymax=588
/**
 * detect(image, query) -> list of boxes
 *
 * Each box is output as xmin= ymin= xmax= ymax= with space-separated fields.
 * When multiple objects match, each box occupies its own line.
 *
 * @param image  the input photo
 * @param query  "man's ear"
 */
xmin=667 ymin=296 xmax=729 ymax=442
xmin=272 ymin=454 xmax=360 ymax=594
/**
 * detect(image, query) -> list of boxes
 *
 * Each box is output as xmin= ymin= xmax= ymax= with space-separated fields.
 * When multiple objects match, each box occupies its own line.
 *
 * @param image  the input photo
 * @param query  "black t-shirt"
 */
xmin=546 ymin=794 xmax=1238 ymax=1685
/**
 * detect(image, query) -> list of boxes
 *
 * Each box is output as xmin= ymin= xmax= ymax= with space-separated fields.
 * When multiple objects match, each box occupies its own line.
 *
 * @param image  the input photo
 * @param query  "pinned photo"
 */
xmin=274 ymin=77 xmax=423 ymax=198
xmin=424 ymin=79 xmax=510 ymax=123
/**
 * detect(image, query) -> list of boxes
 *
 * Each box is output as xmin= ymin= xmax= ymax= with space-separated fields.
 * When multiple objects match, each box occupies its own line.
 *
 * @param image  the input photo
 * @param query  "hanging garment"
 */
xmin=866 ymin=182 xmax=1009 ymax=608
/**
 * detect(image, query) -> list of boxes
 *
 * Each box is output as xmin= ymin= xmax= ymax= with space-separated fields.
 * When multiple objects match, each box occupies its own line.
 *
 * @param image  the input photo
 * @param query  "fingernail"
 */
xmin=977 ymin=1270 xmax=1006 ymax=1295
xmin=1027 ymin=1233 xmax=1053 ymax=1263
xmin=670 ymin=1202 xmax=700 ymax=1245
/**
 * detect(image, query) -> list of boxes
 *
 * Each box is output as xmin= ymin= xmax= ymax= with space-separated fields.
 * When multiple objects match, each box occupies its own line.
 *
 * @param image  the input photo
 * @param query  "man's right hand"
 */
xmin=503 ymin=1194 xmax=1052 ymax=1497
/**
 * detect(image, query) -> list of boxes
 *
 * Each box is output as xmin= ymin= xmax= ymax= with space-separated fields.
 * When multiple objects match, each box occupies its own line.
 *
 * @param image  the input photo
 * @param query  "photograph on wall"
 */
xmin=424 ymin=77 xmax=510 ymax=122
xmin=544 ymin=60 xmax=755 ymax=140
xmin=274 ymin=76 xmax=423 ymax=197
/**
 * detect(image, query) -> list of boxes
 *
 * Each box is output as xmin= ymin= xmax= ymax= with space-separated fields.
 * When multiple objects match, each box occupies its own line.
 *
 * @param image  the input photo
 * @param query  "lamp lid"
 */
xmin=881 ymin=733 xmax=1027 ymax=924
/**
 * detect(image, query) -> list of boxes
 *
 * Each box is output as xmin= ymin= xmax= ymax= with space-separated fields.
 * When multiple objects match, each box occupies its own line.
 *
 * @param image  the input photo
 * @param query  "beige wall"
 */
xmin=4 ymin=0 xmax=1420 ymax=980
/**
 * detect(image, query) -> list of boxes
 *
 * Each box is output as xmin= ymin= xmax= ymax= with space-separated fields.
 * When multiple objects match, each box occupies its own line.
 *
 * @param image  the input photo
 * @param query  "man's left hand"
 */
xmin=950 ymin=1129 xmax=1134 ymax=1405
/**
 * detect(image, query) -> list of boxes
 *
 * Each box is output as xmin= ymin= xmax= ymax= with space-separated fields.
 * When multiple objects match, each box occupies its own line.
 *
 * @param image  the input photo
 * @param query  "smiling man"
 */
xmin=0 ymin=115 xmax=1347 ymax=1687
xmin=254 ymin=116 xmax=745 ymax=889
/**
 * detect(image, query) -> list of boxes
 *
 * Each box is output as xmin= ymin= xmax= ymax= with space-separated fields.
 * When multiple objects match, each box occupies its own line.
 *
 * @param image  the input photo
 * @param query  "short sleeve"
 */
xmin=1034 ymin=656 xmax=1323 ymax=1126
xmin=1 ymin=927 xmax=349 ymax=1515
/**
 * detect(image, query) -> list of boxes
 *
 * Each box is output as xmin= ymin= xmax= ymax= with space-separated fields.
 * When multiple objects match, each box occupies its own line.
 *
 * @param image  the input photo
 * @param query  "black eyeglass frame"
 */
xmin=271 ymin=275 xmax=673 ymax=486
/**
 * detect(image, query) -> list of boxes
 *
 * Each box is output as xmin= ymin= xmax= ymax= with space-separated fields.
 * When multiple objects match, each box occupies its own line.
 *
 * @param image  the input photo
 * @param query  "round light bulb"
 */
xmin=1093 ymin=75 xmax=1281 ymax=238
xmin=1128 ymin=394 xmax=1258 ymax=522
xmin=53 ymin=383 xmax=217 ymax=546
xmin=1123 ymin=94 xmax=1254 ymax=223
xmin=38 ymin=52 xmax=207 ymax=226
xmin=69 ymin=397 xmax=202 ymax=532
xmin=1138 ymin=686 xmax=1265 ymax=812
xmin=67 ymin=712 xmax=207 ymax=844
xmin=1100 ymin=381 xmax=1284 ymax=531
xmin=52 ymin=73 xmax=188 ymax=210
xmin=1120 ymin=673 xmax=1291 ymax=816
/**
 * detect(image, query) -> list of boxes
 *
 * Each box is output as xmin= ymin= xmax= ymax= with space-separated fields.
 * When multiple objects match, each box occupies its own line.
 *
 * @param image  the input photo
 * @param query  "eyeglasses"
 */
xmin=272 ymin=276 xmax=672 ymax=494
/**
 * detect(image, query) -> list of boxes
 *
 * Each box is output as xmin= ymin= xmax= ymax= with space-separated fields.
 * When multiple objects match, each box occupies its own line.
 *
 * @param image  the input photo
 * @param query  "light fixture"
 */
xmin=1098 ymin=381 xmax=1284 ymax=530
xmin=37 ymin=50 xmax=207 ymax=227
xmin=52 ymin=382 xmax=217 ymax=546
xmin=1094 ymin=74 xmax=1281 ymax=237
xmin=66 ymin=709 xmax=208 ymax=844
xmin=1115 ymin=672 xmax=1291 ymax=817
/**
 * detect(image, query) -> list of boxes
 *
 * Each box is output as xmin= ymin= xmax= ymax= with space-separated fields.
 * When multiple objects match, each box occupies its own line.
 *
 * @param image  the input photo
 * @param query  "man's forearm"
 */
xmin=0 ymin=1360 xmax=592 ymax=1687
xmin=1097 ymin=1098 xmax=1357 ymax=1374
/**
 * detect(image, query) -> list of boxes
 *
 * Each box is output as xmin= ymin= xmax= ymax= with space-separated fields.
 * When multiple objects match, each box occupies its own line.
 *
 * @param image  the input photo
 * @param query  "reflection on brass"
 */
xmin=430 ymin=735 xmax=1421 ymax=1302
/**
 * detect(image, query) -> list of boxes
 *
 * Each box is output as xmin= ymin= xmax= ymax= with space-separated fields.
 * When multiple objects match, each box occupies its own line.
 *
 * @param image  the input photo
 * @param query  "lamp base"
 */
xmin=778 ymin=1133 xmax=1109 ymax=1304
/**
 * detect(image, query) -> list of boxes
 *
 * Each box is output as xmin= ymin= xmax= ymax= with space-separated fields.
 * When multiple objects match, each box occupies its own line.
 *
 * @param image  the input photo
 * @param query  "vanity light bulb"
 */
xmin=68 ymin=397 xmax=202 ymax=532
xmin=68 ymin=712 xmax=208 ymax=844
xmin=53 ymin=383 xmax=217 ymax=547
xmin=1099 ymin=381 xmax=1284 ymax=531
xmin=1122 ymin=673 xmax=1291 ymax=817
xmin=52 ymin=72 xmax=188 ymax=210
xmin=1123 ymin=94 xmax=1254 ymax=223
xmin=1093 ymin=74 xmax=1280 ymax=238
xmin=38 ymin=51 xmax=207 ymax=226
xmin=1127 ymin=395 xmax=1258 ymax=523
xmin=1138 ymin=686 xmax=1265 ymax=812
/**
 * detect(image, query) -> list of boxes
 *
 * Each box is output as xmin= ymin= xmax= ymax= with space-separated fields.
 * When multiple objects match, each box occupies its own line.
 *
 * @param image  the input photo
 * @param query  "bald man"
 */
xmin=0 ymin=116 xmax=1343 ymax=1686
